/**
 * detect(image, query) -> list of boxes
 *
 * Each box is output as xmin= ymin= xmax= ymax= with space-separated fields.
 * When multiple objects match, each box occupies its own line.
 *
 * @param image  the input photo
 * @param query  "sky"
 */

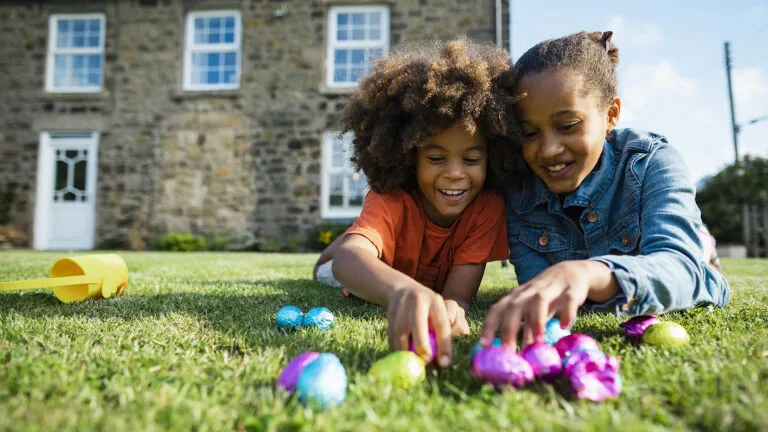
xmin=509 ymin=0 xmax=768 ymax=183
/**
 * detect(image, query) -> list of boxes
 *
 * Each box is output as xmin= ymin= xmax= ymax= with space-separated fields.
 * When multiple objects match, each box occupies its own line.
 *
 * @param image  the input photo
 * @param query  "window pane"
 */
xmin=334 ymin=49 xmax=348 ymax=65
xmin=73 ymin=34 xmax=85 ymax=47
xmin=334 ymin=68 xmax=347 ymax=83
xmin=59 ymin=20 xmax=70 ymax=32
xmin=88 ymin=55 xmax=102 ymax=69
xmin=224 ymin=69 xmax=236 ymax=84
xmin=207 ymin=69 xmax=218 ymax=84
xmin=332 ymin=139 xmax=344 ymax=168
xmin=337 ymin=29 xmax=348 ymax=41
xmin=72 ymin=55 xmax=85 ymax=69
xmin=351 ymin=28 xmax=365 ymax=40
xmin=73 ymin=20 xmax=85 ymax=33
xmin=352 ymin=13 xmax=365 ymax=25
xmin=369 ymin=28 xmax=380 ymax=40
xmin=337 ymin=13 xmax=348 ymax=26
xmin=329 ymin=174 xmax=343 ymax=207
xmin=63 ymin=191 xmax=77 ymax=202
xmin=224 ymin=52 xmax=236 ymax=67
xmin=208 ymin=52 xmax=220 ymax=67
xmin=370 ymin=12 xmax=381 ymax=25
xmin=88 ymin=19 xmax=100 ymax=32
xmin=348 ymin=172 xmax=367 ymax=206
xmin=350 ymin=67 xmax=365 ymax=82
xmin=350 ymin=50 xmax=364 ymax=65
xmin=209 ymin=31 xmax=221 ymax=44
xmin=55 ymin=160 xmax=68 ymax=191
xmin=210 ymin=18 xmax=221 ymax=31
xmin=195 ymin=18 xmax=204 ymax=30
xmin=87 ymin=72 xmax=100 ymax=86
xmin=73 ymin=160 xmax=87 ymax=191
xmin=224 ymin=30 xmax=234 ymax=43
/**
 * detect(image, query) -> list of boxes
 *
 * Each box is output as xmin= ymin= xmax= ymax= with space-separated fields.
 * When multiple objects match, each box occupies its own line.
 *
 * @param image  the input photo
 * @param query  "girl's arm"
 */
xmin=332 ymin=234 xmax=454 ymax=367
xmin=586 ymin=143 xmax=730 ymax=315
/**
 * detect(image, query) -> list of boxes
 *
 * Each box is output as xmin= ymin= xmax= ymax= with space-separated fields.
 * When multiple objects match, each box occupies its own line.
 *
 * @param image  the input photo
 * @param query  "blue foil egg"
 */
xmin=296 ymin=353 xmax=347 ymax=409
xmin=303 ymin=307 xmax=334 ymax=330
xmin=276 ymin=305 xmax=304 ymax=329
xmin=544 ymin=317 xmax=571 ymax=345
xmin=470 ymin=337 xmax=503 ymax=361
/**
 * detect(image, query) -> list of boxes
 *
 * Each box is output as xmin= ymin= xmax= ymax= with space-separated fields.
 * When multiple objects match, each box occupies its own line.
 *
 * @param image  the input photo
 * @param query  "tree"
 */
xmin=696 ymin=156 xmax=768 ymax=243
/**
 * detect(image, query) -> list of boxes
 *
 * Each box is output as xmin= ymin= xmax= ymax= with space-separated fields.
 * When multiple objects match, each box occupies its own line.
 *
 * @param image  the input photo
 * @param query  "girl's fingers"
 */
xmin=522 ymin=325 xmax=536 ymax=347
xmin=429 ymin=299 xmax=453 ymax=367
xmin=499 ymin=302 xmax=523 ymax=352
xmin=479 ymin=299 xmax=507 ymax=347
xmin=527 ymin=284 xmax=554 ymax=340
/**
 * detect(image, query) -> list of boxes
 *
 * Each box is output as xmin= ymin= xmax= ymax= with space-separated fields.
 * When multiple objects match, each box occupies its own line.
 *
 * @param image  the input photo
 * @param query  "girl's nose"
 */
xmin=538 ymin=131 xmax=565 ymax=159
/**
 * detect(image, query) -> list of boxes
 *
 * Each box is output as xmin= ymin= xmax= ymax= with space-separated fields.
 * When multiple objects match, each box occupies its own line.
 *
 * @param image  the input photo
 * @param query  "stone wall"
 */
xmin=0 ymin=0 xmax=501 ymax=250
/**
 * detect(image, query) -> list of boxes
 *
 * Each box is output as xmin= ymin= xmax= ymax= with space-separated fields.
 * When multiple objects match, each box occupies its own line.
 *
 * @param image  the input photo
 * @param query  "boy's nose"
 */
xmin=443 ymin=160 xmax=467 ymax=179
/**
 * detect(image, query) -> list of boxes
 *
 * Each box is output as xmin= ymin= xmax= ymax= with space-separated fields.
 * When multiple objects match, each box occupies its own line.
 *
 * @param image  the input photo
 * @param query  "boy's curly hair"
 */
xmin=341 ymin=38 xmax=521 ymax=193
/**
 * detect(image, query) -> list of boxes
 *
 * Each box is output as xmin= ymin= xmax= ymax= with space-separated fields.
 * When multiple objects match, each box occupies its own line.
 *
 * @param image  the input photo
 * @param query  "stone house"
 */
xmin=0 ymin=0 xmax=510 ymax=251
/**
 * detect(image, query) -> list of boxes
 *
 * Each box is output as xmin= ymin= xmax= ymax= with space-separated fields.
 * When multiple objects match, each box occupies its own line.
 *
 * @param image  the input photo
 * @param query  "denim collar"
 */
xmin=517 ymin=138 xmax=617 ymax=214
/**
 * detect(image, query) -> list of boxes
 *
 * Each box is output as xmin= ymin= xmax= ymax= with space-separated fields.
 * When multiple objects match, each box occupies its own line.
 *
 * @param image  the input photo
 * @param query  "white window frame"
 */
xmin=45 ymin=13 xmax=106 ymax=93
xmin=183 ymin=10 xmax=242 ymax=91
xmin=326 ymin=5 xmax=389 ymax=88
xmin=321 ymin=131 xmax=369 ymax=219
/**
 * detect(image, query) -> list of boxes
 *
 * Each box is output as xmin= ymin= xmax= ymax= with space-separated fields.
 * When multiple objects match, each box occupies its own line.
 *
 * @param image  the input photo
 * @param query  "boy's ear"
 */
xmin=607 ymin=97 xmax=621 ymax=131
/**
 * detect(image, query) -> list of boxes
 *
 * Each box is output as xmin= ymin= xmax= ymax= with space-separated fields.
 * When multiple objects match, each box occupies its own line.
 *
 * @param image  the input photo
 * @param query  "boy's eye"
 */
xmin=522 ymin=130 xmax=538 ymax=140
xmin=464 ymin=157 xmax=483 ymax=164
xmin=426 ymin=155 xmax=445 ymax=163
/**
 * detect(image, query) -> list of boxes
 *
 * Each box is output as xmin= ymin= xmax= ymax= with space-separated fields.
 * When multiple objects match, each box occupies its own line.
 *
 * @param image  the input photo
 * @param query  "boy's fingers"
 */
xmin=429 ymin=299 xmax=453 ymax=367
xmin=411 ymin=295 xmax=433 ymax=362
xmin=387 ymin=295 xmax=409 ymax=351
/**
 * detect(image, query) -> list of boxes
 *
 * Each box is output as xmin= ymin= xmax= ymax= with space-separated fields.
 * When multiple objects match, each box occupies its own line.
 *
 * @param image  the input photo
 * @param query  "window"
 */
xmin=46 ymin=14 xmax=106 ymax=93
xmin=184 ymin=10 xmax=242 ymax=91
xmin=326 ymin=5 xmax=389 ymax=88
xmin=322 ymin=132 xmax=369 ymax=218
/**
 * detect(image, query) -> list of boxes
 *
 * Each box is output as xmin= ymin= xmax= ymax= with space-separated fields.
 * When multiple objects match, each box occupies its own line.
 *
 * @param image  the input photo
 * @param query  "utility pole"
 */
xmin=724 ymin=41 xmax=740 ymax=164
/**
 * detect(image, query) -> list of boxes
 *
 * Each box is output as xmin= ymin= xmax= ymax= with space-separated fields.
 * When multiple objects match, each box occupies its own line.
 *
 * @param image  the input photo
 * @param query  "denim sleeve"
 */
xmin=507 ymin=209 xmax=551 ymax=285
xmin=585 ymin=144 xmax=731 ymax=316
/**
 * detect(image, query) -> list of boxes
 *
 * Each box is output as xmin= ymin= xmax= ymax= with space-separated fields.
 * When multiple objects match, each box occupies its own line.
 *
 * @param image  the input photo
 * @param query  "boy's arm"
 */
xmin=313 ymin=233 xmax=346 ymax=280
xmin=442 ymin=263 xmax=486 ymax=312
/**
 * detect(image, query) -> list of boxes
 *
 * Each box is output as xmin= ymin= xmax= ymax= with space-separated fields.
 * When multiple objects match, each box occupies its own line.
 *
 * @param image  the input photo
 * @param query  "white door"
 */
xmin=34 ymin=132 xmax=99 ymax=250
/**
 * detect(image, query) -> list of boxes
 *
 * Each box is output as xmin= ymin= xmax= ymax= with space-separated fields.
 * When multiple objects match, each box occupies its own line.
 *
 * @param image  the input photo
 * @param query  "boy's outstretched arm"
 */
xmin=333 ymin=234 xmax=453 ymax=367
xmin=442 ymin=263 xmax=487 ymax=336
xmin=312 ymin=232 xmax=346 ymax=280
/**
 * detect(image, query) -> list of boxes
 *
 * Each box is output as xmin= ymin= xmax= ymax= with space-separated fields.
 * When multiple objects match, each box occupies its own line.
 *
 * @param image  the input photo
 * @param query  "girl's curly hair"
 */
xmin=341 ymin=38 xmax=521 ymax=193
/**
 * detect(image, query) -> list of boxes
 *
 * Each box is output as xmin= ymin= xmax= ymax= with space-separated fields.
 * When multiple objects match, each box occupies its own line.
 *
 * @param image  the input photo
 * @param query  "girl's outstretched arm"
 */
xmin=333 ymin=234 xmax=454 ymax=367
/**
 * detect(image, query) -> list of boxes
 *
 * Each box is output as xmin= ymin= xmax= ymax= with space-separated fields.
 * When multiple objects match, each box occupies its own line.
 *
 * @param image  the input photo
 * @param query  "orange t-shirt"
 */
xmin=344 ymin=189 xmax=509 ymax=293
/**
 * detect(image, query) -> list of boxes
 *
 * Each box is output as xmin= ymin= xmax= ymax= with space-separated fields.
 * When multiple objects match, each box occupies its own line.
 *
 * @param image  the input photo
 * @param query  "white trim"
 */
xmin=45 ymin=13 xmax=106 ymax=93
xmin=325 ymin=5 xmax=389 ymax=88
xmin=183 ymin=10 xmax=242 ymax=91
xmin=321 ymin=131 xmax=367 ymax=219
xmin=34 ymin=132 xmax=100 ymax=250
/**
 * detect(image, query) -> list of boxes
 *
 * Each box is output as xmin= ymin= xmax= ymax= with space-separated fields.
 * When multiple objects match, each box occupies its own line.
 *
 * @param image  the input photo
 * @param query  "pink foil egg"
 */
xmin=554 ymin=333 xmax=600 ymax=358
xmin=520 ymin=343 xmax=562 ymax=381
xmin=563 ymin=350 xmax=622 ymax=402
xmin=277 ymin=351 xmax=321 ymax=393
xmin=619 ymin=315 xmax=661 ymax=342
xmin=408 ymin=329 xmax=438 ymax=363
xmin=472 ymin=346 xmax=534 ymax=389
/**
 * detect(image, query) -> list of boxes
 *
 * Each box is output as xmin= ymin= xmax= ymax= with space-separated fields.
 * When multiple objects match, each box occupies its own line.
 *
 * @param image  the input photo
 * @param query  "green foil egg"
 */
xmin=642 ymin=321 xmax=690 ymax=347
xmin=368 ymin=351 xmax=427 ymax=389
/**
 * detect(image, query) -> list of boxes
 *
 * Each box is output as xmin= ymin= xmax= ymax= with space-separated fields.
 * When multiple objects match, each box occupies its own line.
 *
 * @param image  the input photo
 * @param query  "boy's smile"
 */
xmin=516 ymin=68 xmax=620 ymax=194
xmin=416 ymin=122 xmax=487 ymax=227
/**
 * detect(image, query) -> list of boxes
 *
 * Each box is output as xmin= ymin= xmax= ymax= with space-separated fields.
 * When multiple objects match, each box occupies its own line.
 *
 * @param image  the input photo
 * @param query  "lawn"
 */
xmin=1 ymin=251 xmax=767 ymax=431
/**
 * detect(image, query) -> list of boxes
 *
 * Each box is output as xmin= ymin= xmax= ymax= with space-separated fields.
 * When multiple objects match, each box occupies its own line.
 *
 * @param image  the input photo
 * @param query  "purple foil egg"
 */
xmin=554 ymin=333 xmax=600 ymax=359
xmin=408 ymin=329 xmax=438 ymax=363
xmin=277 ymin=351 xmax=321 ymax=393
xmin=619 ymin=315 xmax=661 ymax=342
xmin=563 ymin=350 xmax=622 ymax=402
xmin=520 ymin=343 xmax=563 ymax=382
xmin=472 ymin=346 xmax=534 ymax=389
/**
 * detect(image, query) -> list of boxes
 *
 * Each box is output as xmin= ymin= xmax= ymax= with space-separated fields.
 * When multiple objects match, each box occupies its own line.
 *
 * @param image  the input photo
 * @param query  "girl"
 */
xmin=479 ymin=31 xmax=730 ymax=350
xmin=313 ymin=39 xmax=519 ymax=367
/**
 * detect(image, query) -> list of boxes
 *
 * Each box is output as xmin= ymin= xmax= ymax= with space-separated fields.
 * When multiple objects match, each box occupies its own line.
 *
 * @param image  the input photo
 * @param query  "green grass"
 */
xmin=1 ymin=251 xmax=767 ymax=431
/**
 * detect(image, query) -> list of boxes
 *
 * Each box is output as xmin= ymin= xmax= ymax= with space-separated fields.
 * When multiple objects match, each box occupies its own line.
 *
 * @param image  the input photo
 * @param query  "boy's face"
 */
xmin=415 ymin=122 xmax=487 ymax=227
xmin=516 ymin=68 xmax=621 ymax=194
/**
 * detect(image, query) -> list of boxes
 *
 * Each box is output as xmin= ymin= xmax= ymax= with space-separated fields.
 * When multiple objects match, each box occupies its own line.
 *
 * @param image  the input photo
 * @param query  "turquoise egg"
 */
xmin=303 ymin=307 xmax=334 ymax=330
xmin=544 ymin=317 xmax=571 ymax=345
xmin=296 ymin=353 xmax=347 ymax=409
xmin=276 ymin=305 xmax=304 ymax=329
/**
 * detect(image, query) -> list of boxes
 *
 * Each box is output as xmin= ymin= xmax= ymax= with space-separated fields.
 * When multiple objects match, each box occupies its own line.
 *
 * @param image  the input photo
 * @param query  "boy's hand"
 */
xmin=444 ymin=299 xmax=470 ymax=336
xmin=387 ymin=284 xmax=452 ymax=367
xmin=479 ymin=260 xmax=616 ymax=351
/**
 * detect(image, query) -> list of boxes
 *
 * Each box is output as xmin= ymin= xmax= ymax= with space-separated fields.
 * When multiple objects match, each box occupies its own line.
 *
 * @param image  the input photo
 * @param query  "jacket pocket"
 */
xmin=519 ymin=226 xmax=569 ymax=263
xmin=606 ymin=216 xmax=641 ymax=254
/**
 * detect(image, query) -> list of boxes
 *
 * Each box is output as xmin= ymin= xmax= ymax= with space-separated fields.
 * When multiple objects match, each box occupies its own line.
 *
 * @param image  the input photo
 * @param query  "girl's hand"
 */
xmin=444 ymin=299 xmax=470 ymax=336
xmin=387 ymin=284 xmax=453 ymax=367
xmin=479 ymin=260 xmax=616 ymax=351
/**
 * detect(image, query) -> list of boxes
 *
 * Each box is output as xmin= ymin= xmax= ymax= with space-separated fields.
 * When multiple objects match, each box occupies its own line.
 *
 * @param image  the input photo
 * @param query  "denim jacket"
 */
xmin=505 ymin=128 xmax=730 ymax=316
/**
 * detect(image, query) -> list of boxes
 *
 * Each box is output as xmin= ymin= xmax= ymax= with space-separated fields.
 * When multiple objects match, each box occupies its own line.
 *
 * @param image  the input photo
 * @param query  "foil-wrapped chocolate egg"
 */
xmin=470 ymin=337 xmax=502 ymax=361
xmin=520 ymin=343 xmax=562 ymax=381
xmin=277 ymin=351 xmax=321 ymax=393
xmin=554 ymin=333 xmax=600 ymax=358
xmin=544 ymin=317 xmax=572 ymax=345
xmin=619 ymin=315 xmax=661 ymax=342
xmin=276 ymin=305 xmax=304 ymax=329
xmin=368 ymin=351 xmax=427 ymax=389
xmin=409 ymin=329 xmax=438 ymax=363
xmin=303 ymin=307 xmax=334 ymax=330
xmin=295 ymin=353 xmax=347 ymax=409
xmin=641 ymin=321 xmax=690 ymax=347
xmin=563 ymin=351 xmax=622 ymax=401
xmin=472 ymin=346 xmax=534 ymax=388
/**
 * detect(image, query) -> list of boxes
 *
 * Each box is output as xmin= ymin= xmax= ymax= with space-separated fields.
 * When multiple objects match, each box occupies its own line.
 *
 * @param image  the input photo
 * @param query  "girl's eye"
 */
xmin=522 ymin=130 xmax=538 ymax=140
xmin=559 ymin=122 xmax=581 ymax=132
xmin=426 ymin=155 xmax=444 ymax=163
xmin=464 ymin=158 xmax=482 ymax=164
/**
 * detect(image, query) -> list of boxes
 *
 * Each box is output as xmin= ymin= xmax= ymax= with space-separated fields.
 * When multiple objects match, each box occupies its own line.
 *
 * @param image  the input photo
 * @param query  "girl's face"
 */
xmin=415 ymin=122 xmax=487 ymax=227
xmin=516 ymin=68 xmax=620 ymax=194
